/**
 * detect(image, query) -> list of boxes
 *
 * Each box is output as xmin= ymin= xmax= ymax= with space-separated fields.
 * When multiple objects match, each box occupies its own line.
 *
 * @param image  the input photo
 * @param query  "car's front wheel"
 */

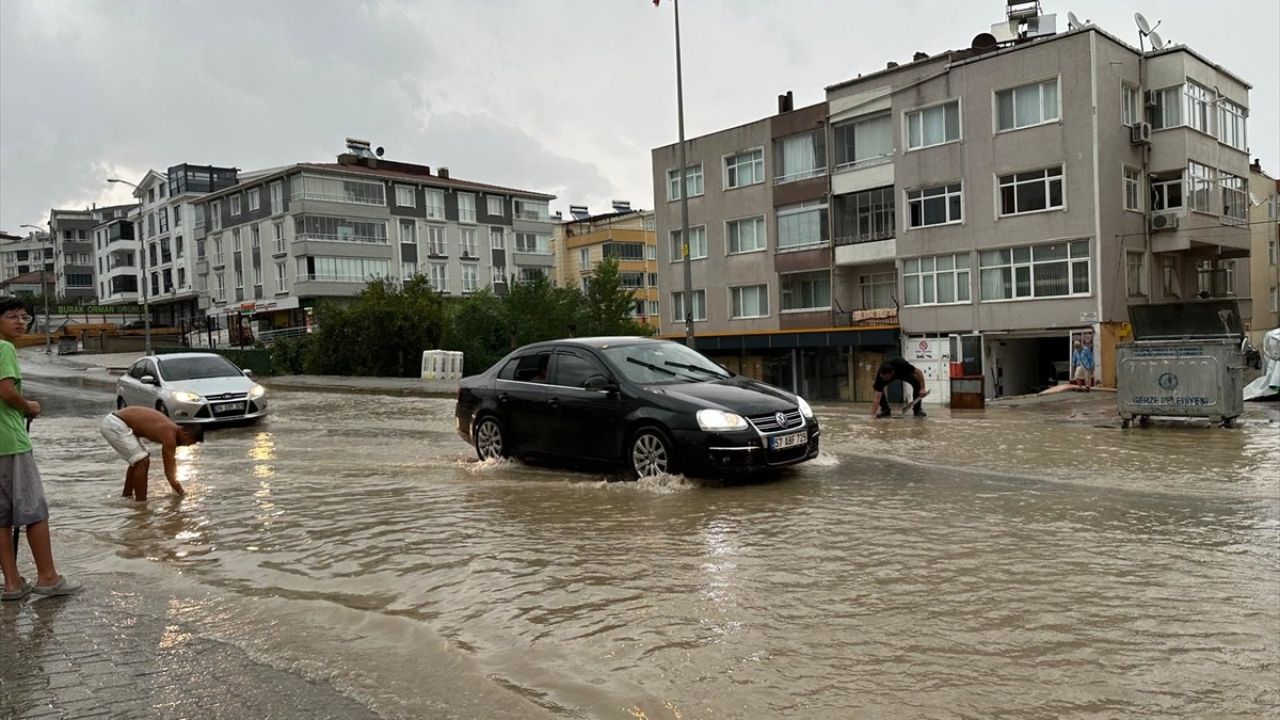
xmin=116 ymin=396 xmax=126 ymax=409
xmin=156 ymin=401 xmax=170 ymax=418
xmin=629 ymin=428 xmax=675 ymax=479
xmin=473 ymin=416 xmax=507 ymax=461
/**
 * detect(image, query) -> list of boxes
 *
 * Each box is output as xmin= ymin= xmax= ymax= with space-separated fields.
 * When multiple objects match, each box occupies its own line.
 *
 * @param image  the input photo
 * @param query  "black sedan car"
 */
xmin=455 ymin=337 xmax=819 ymax=478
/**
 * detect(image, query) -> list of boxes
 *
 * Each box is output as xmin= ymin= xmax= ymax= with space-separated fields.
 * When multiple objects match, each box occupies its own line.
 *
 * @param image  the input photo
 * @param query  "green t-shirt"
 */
xmin=0 ymin=340 xmax=32 ymax=455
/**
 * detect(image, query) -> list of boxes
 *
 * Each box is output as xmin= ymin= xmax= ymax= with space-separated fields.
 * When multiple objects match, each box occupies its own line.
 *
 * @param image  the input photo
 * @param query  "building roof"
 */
xmin=562 ymin=208 xmax=646 ymax=226
xmin=0 ymin=271 xmax=54 ymax=287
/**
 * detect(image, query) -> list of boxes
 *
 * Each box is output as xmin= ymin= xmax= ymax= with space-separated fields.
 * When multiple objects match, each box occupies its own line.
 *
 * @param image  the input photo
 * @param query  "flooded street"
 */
xmin=17 ymin=376 xmax=1280 ymax=719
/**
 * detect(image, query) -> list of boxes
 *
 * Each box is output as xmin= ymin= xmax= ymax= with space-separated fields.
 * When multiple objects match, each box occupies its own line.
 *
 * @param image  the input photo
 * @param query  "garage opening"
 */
xmin=989 ymin=336 xmax=1071 ymax=397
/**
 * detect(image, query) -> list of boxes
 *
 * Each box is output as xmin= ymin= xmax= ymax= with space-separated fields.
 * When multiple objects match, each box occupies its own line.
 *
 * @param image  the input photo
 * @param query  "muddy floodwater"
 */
xmin=18 ymin=378 xmax=1280 ymax=719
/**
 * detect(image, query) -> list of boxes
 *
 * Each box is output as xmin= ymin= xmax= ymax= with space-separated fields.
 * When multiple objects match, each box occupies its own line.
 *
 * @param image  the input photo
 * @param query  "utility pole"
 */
xmin=107 ymin=178 xmax=151 ymax=355
xmin=19 ymin=224 xmax=52 ymax=354
xmin=670 ymin=0 xmax=695 ymax=346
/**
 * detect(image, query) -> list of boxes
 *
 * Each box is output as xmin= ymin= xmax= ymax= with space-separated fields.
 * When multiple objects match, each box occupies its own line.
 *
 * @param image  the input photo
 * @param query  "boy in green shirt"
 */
xmin=0 ymin=297 xmax=79 ymax=599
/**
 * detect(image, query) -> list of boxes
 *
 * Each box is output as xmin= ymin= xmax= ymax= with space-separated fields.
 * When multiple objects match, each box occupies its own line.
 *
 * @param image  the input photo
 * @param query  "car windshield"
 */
xmin=601 ymin=342 xmax=730 ymax=385
xmin=159 ymin=356 xmax=243 ymax=381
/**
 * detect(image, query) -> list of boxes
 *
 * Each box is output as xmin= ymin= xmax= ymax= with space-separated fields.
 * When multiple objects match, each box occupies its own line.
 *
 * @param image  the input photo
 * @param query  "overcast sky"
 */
xmin=2 ymin=0 xmax=1276 ymax=232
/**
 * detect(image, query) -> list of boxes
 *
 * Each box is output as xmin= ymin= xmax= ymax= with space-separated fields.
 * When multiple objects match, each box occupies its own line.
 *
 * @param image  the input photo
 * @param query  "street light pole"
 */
xmin=671 ymin=0 xmax=695 ymax=347
xmin=107 ymin=178 xmax=150 ymax=355
xmin=19 ymin=224 xmax=52 ymax=354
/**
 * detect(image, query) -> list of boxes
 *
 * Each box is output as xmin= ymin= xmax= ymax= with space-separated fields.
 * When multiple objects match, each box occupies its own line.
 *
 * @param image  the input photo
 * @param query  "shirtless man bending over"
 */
xmin=101 ymin=407 xmax=203 ymax=501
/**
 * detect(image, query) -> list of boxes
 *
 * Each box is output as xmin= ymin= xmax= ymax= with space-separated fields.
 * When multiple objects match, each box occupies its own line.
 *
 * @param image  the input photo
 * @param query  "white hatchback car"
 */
xmin=116 ymin=352 xmax=268 ymax=424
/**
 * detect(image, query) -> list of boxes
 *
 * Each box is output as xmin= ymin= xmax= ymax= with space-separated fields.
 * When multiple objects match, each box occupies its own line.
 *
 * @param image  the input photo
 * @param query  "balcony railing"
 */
xmin=834 ymin=154 xmax=893 ymax=173
xmin=835 ymin=307 xmax=899 ymax=326
xmin=773 ymin=167 xmax=827 ymax=185
xmin=295 ymin=232 xmax=387 ymax=244
xmin=516 ymin=209 xmax=550 ymax=221
xmin=834 ymin=228 xmax=895 ymax=246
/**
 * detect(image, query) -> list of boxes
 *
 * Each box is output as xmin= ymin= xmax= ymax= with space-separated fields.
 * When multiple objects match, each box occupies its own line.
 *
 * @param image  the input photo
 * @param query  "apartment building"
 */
xmin=48 ymin=205 xmax=132 ymax=301
xmin=652 ymin=95 xmax=899 ymax=401
xmin=555 ymin=203 xmax=661 ymax=332
xmin=653 ymin=10 xmax=1253 ymax=403
xmin=189 ymin=140 xmax=556 ymax=335
xmin=106 ymin=165 xmax=240 ymax=326
xmin=1247 ymin=161 xmax=1279 ymax=345
xmin=0 ymin=230 xmax=53 ymax=283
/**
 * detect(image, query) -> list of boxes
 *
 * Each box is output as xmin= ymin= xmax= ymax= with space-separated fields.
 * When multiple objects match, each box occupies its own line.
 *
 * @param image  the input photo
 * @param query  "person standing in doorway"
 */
xmin=871 ymin=357 xmax=929 ymax=419
xmin=1072 ymin=339 xmax=1094 ymax=390
xmin=0 ymin=297 xmax=81 ymax=599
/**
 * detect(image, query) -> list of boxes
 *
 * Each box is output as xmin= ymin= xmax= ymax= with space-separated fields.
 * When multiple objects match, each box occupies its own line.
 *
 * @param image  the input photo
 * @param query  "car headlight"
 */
xmin=696 ymin=409 xmax=748 ymax=432
xmin=248 ymin=384 xmax=266 ymax=399
xmin=796 ymin=396 xmax=814 ymax=418
xmin=171 ymin=391 xmax=202 ymax=403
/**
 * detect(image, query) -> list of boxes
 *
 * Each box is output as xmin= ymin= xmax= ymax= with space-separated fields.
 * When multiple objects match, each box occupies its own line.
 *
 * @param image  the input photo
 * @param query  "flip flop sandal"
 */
xmin=31 ymin=576 xmax=82 ymax=597
xmin=1 ymin=580 xmax=33 ymax=601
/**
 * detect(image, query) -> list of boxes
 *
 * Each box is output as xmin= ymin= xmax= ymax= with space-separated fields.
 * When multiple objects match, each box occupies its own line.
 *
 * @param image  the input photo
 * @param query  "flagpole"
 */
xmin=673 ymin=0 xmax=695 ymax=346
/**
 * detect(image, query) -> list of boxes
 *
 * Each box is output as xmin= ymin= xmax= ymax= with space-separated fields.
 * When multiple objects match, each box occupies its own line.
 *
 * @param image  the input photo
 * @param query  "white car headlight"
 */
xmin=171 ymin=391 xmax=202 ymax=403
xmin=796 ymin=396 xmax=814 ymax=418
xmin=696 ymin=409 xmax=748 ymax=432
xmin=248 ymin=384 xmax=266 ymax=399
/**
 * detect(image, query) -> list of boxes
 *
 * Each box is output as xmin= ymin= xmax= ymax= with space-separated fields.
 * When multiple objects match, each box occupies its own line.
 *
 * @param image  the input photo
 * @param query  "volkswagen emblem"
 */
xmin=775 ymin=411 xmax=788 ymax=427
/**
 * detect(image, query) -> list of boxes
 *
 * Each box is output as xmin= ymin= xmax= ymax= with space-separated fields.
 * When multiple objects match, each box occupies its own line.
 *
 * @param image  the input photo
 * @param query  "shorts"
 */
xmin=101 ymin=413 xmax=149 ymax=465
xmin=0 ymin=452 xmax=50 ymax=528
xmin=1073 ymin=365 xmax=1091 ymax=381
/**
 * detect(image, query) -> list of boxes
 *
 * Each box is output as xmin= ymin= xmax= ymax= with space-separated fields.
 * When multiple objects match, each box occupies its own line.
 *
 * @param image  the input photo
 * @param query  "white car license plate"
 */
xmin=771 ymin=430 xmax=807 ymax=450
xmin=216 ymin=402 xmax=246 ymax=413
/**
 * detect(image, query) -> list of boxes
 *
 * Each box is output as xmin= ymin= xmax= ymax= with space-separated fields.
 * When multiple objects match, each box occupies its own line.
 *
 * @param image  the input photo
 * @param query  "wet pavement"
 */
xmin=3 ymin=355 xmax=1278 ymax=719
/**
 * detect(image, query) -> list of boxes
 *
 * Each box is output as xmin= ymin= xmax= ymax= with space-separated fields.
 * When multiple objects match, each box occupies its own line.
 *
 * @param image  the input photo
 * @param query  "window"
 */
xmin=492 ymin=265 xmax=507 ymax=285
xmin=724 ymin=148 xmax=764 ymax=189
xmin=402 ymin=260 xmax=419 ymax=279
xmin=1270 ymin=239 xmax=1277 ymax=266
xmin=515 ymin=233 xmax=550 ymax=254
xmin=996 ymin=79 xmax=1059 ymax=131
xmin=297 ymin=256 xmax=390 ymax=283
xmin=177 ymin=267 xmax=186 ymax=288
xmin=212 ymin=235 xmax=223 ymax=260
xmin=860 ymin=272 xmax=897 ymax=309
xmin=427 ymin=226 xmax=447 ymax=256
xmin=979 ymin=241 xmax=1090 ymax=300
xmin=671 ymin=289 xmax=707 ymax=322
xmin=210 ymin=201 xmax=222 ymax=230
xmin=834 ymin=113 xmax=894 ymax=168
xmin=1184 ymin=82 xmax=1213 ymax=134
xmin=774 ymin=129 xmax=826 ymax=183
xmin=1219 ymin=100 xmax=1247 ymax=151
xmin=780 ymin=271 xmax=830 ymax=311
xmin=232 ymin=228 xmax=242 ymax=252
xmin=998 ymin=166 xmax=1064 ymax=216
xmin=1271 ymin=286 xmax=1278 ymax=313
xmin=517 ymin=266 xmax=547 ymax=284
xmin=270 ymin=181 xmax=283 ymax=214
xmin=1162 ymin=256 xmax=1180 ymax=298
xmin=273 ymin=222 xmax=284 ymax=253
xmin=647 ymin=300 xmax=660 ymax=316
xmin=214 ymin=273 xmax=225 ymax=301
xmin=1122 ymin=85 xmax=1138 ymax=126
xmin=667 ymin=164 xmax=704 ymax=200
xmin=904 ymin=254 xmax=971 ymax=305
xmin=603 ymin=242 xmax=645 ymax=260
xmin=251 ymin=225 xmax=260 ymax=248
xmin=158 ymin=208 xmax=169 ymax=234
xmin=234 ymin=269 xmax=243 ymax=289
xmin=389 ymin=184 xmax=414 ymax=207
xmin=248 ymin=188 xmax=260 ymax=212
xmin=425 ymin=189 xmax=445 ymax=220
xmin=175 ymin=236 xmax=184 ymax=258
xmin=275 ymin=262 xmax=287 ymax=290
xmin=399 ymin=220 xmax=416 ymax=244
xmin=457 ymin=193 xmax=477 ymax=223
xmin=579 ymin=248 xmax=590 ymax=268
xmin=670 ymin=226 xmax=707 ymax=261
xmin=1127 ymin=251 xmax=1147 ymax=296
xmin=647 ymin=245 xmax=657 ymax=260
xmin=907 ymin=183 xmax=963 ymax=228
xmin=486 ymin=195 xmax=504 ymax=216
xmin=1124 ymin=167 xmax=1143 ymax=212
xmin=173 ymin=205 xmax=182 ymax=225
xmin=834 ymin=187 xmax=895 ymax=244
xmin=726 ymin=216 xmax=766 ymax=254
xmin=162 ymin=269 xmax=173 ymax=293
xmin=620 ymin=272 xmax=645 ymax=289
xmin=514 ymin=200 xmax=549 ymax=221
xmin=489 ymin=227 xmax=505 ymax=250
xmin=291 ymin=174 xmax=386 ymax=206
xmin=776 ymin=201 xmax=828 ymax=251
xmin=1196 ymin=260 xmax=1236 ymax=296
xmin=1151 ymin=172 xmax=1184 ymax=210
xmin=647 ymin=273 xmax=658 ymax=287
xmin=1220 ymin=173 xmax=1247 ymax=223
xmin=252 ymin=265 xmax=261 ymax=288
xmin=294 ymin=215 xmax=388 ymax=243
xmin=1149 ymin=86 xmax=1182 ymax=129
xmin=230 ymin=194 xmax=242 ymax=216
xmin=1187 ymin=161 xmax=1214 ymax=213
xmin=462 ymin=264 xmax=478 ymax=293
xmin=730 ymin=284 xmax=769 ymax=318
xmin=906 ymin=100 xmax=960 ymax=150
xmin=460 ymin=228 xmax=477 ymax=258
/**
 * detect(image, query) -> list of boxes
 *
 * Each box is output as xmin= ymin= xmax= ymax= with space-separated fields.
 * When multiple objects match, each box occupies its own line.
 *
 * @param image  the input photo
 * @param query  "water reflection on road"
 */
xmin=26 ymin=381 xmax=1280 ymax=719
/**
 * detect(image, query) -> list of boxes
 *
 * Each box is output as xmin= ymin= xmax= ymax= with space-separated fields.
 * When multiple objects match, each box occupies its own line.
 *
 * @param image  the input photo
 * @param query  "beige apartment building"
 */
xmin=554 ymin=204 xmax=661 ymax=332
xmin=1247 ymin=162 xmax=1279 ymax=345
xmin=652 ymin=11 xmax=1254 ymax=404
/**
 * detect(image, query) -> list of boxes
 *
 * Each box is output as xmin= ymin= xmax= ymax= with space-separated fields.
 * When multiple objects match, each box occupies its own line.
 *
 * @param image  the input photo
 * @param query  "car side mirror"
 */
xmin=583 ymin=375 xmax=615 ymax=392
xmin=140 ymin=374 xmax=158 ymax=386
xmin=242 ymin=369 xmax=254 ymax=378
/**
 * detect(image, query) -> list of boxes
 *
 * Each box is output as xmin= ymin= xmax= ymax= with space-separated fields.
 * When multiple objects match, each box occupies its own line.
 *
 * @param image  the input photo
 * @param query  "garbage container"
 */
xmin=1116 ymin=300 xmax=1247 ymax=428
xmin=57 ymin=336 xmax=78 ymax=355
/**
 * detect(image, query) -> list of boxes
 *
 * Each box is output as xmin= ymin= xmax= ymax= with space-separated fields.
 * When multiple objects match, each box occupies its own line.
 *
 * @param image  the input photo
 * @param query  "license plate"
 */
xmin=770 ymin=430 xmax=807 ymax=450
xmin=215 ymin=402 xmax=246 ymax=413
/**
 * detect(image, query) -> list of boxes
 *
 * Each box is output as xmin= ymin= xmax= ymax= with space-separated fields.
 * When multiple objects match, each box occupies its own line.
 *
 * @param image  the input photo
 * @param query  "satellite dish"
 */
xmin=375 ymin=146 xmax=385 ymax=158
xmin=1149 ymin=31 xmax=1164 ymax=50
xmin=1134 ymin=12 xmax=1151 ymax=35
xmin=1067 ymin=11 xmax=1081 ymax=30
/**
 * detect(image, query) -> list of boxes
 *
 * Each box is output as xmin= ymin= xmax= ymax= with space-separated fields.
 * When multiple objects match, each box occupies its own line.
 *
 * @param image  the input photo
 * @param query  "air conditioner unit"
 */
xmin=1149 ymin=210 xmax=1181 ymax=231
xmin=1144 ymin=89 xmax=1161 ymax=108
xmin=1130 ymin=121 xmax=1153 ymax=145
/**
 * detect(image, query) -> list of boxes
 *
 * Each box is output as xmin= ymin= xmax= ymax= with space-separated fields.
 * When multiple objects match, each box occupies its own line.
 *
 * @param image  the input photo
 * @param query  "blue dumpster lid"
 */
xmin=1128 ymin=300 xmax=1244 ymax=340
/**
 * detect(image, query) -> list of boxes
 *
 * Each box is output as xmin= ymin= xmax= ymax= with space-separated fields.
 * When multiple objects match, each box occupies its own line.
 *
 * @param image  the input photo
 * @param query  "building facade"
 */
xmin=0 ymin=230 xmax=53 ymax=283
xmin=555 ymin=205 xmax=661 ymax=332
xmin=189 ymin=141 xmax=556 ymax=336
xmin=652 ymin=18 xmax=1253 ymax=403
xmin=1247 ymin=163 xmax=1279 ymax=345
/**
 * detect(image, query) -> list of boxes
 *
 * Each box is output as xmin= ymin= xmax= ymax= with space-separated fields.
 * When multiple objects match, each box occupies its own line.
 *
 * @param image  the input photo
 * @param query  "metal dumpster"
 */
xmin=1116 ymin=300 xmax=1247 ymax=428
